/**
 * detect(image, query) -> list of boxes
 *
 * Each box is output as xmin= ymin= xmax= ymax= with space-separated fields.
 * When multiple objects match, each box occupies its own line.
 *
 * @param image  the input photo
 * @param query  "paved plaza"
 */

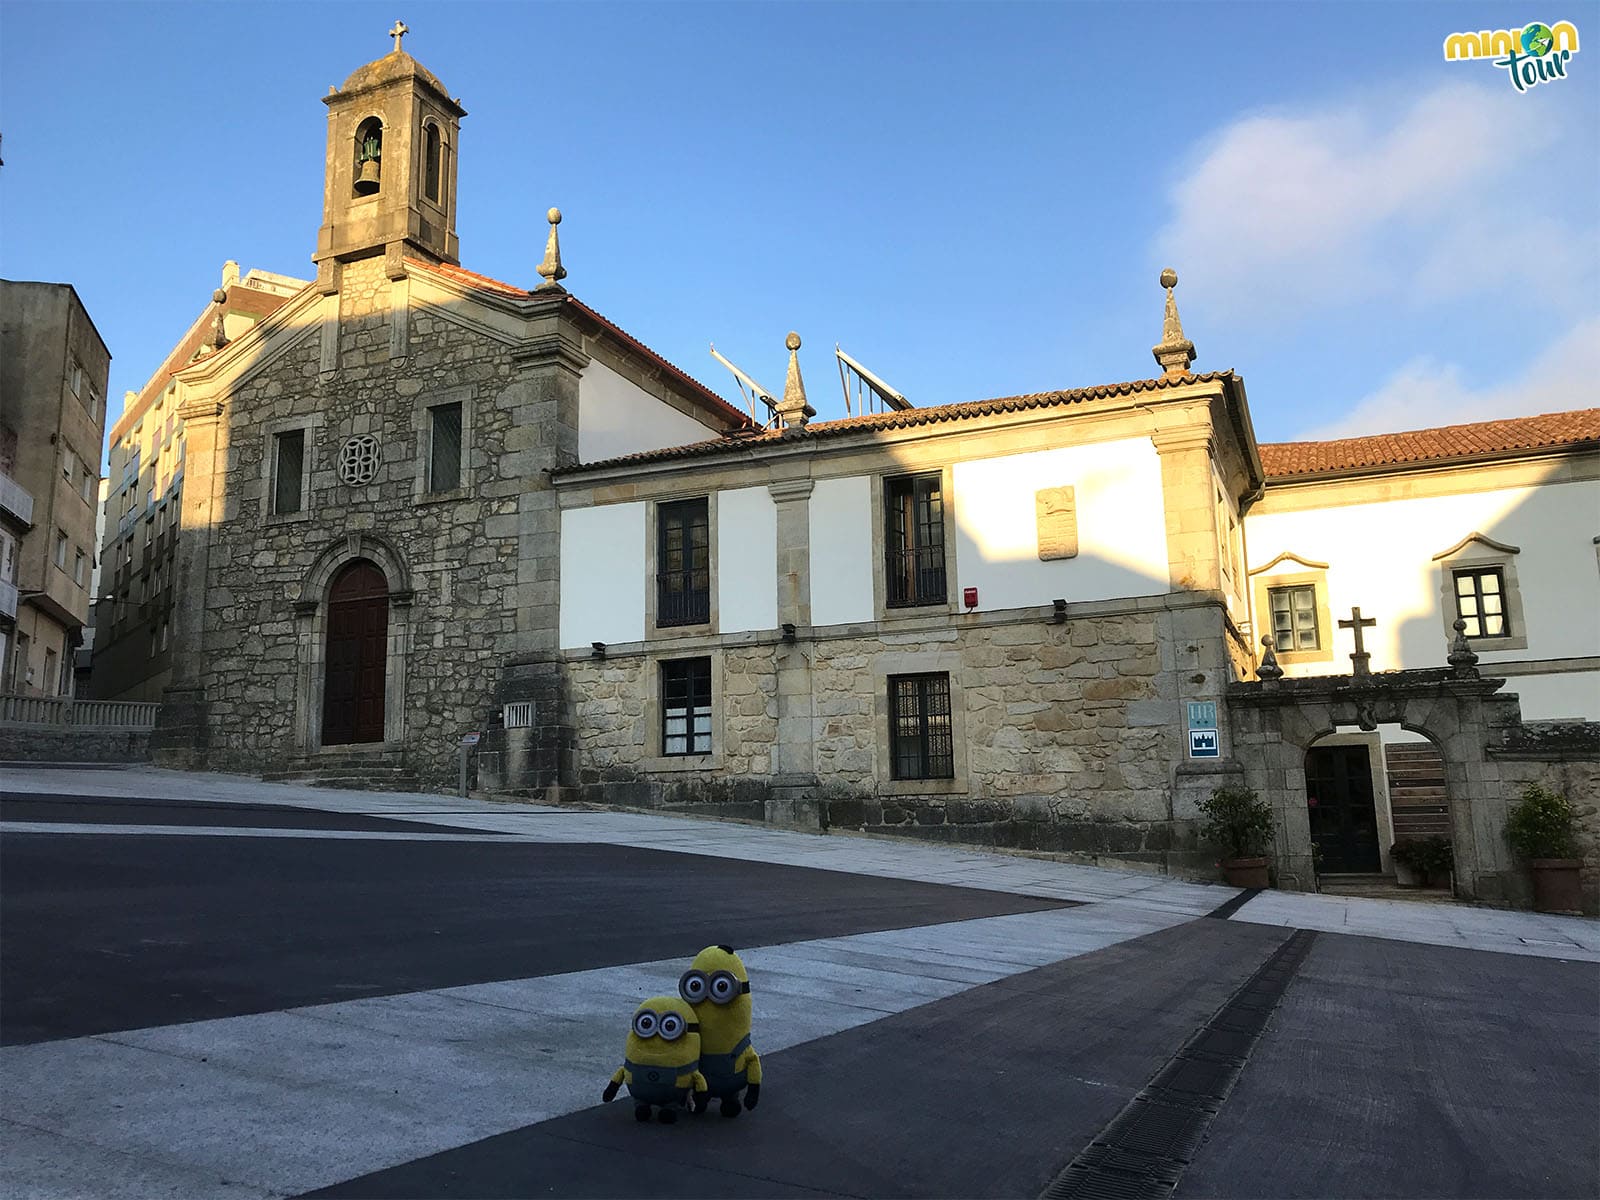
xmin=2 ymin=767 xmax=1596 ymax=1199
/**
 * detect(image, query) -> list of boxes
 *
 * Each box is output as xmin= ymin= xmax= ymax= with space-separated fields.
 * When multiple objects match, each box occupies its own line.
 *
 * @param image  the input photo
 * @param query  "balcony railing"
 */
xmin=0 ymin=471 xmax=34 ymax=528
xmin=0 ymin=693 xmax=160 ymax=729
xmin=885 ymin=545 xmax=947 ymax=608
xmin=0 ymin=578 xmax=16 ymax=621
xmin=656 ymin=575 xmax=710 ymax=627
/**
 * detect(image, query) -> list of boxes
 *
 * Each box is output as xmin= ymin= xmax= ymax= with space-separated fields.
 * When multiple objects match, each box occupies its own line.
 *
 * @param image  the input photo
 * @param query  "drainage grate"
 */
xmin=1039 ymin=929 xmax=1318 ymax=1200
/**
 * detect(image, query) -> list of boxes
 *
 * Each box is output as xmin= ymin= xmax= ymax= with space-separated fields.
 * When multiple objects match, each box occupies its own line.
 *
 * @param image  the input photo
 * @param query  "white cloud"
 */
xmin=1295 ymin=314 xmax=1600 ymax=440
xmin=1154 ymin=82 xmax=1587 ymax=322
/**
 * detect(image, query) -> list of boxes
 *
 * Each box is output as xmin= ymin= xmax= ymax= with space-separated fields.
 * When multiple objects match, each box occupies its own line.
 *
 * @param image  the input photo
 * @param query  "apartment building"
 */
xmin=0 ymin=280 xmax=112 ymax=695
xmin=89 ymin=264 xmax=302 ymax=700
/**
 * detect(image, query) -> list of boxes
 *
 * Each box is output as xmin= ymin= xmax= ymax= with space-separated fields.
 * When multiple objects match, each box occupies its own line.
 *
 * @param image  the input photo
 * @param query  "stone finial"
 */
xmin=1151 ymin=267 xmax=1196 ymax=379
xmin=1448 ymin=617 xmax=1480 ymax=678
xmin=535 ymin=207 xmax=567 ymax=293
xmin=388 ymin=19 xmax=409 ymax=53
xmin=1257 ymin=634 xmax=1284 ymax=681
xmin=208 ymin=288 xmax=229 ymax=351
xmin=776 ymin=331 xmax=816 ymax=429
xmin=222 ymin=260 xmax=240 ymax=288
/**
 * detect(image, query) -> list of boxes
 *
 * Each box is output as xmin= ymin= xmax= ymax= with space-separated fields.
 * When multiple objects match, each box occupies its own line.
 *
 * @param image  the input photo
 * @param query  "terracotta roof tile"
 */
xmin=554 ymin=370 xmax=1240 ymax=475
xmin=1260 ymin=409 xmax=1600 ymax=478
xmin=405 ymin=259 xmax=751 ymax=430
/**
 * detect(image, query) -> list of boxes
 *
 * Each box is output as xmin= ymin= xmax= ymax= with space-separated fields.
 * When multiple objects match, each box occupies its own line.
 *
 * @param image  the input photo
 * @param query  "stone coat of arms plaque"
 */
xmin=1035 ymin=486 xmax=1078 ymax=560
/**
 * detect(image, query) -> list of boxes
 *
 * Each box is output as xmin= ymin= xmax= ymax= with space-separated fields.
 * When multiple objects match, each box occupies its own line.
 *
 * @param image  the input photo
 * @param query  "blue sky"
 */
xmin=3 ymin=2 xmax=1596 ymax=454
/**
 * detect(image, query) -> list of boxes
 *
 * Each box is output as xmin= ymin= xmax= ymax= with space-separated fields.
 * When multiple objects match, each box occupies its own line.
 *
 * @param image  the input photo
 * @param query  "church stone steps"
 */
xmin=260 ymin=756 xmax=421 ymax=792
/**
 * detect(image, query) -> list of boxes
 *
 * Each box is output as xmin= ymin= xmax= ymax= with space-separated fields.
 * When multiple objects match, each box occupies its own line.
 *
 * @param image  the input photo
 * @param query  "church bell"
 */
xmin=355 ymin=158 xmax=381 ymax=195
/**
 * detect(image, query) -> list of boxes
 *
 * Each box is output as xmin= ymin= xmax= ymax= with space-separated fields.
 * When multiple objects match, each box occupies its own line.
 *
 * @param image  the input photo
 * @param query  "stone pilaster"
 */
xmin=766 ymin=477 xmax=820 ymax=824
xmin=485 ymin=299 xmax=587 ymax=792
xmin=151 ymin=389 xmax=224 ymax=767
xmin=1152 ymin=425 xmax=1223 ymax=594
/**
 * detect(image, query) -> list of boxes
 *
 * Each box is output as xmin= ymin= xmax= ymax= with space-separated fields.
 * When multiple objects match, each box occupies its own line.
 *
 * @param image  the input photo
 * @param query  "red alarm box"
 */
xmin=963 ymin=586 xmax=978 ymax=609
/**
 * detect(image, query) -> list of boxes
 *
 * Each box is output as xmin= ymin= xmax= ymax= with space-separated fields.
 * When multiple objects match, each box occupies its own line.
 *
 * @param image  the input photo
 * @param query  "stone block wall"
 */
xmin=0 ymin=727 xmax=152 ymax=763
xmin=1491 ymin=726 xmax=1600 ymax=915
xmin=559 ymin=602 xmax=1219 ymax=874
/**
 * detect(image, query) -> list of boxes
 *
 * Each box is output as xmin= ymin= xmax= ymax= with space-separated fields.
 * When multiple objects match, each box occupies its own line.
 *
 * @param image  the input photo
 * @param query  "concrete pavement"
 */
xmin=2 ymin=766 xmax=1596 ymax=1199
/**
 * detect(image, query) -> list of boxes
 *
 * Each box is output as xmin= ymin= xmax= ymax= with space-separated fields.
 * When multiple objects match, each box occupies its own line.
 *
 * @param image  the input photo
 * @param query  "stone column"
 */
xmin=766 ymin=478 xmax=821 ymax=827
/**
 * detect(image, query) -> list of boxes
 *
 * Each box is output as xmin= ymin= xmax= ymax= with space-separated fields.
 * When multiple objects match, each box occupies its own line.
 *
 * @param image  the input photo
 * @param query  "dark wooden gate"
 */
xmin=322 ymin=560 xmax=388 ymax=746
xmin=1305 ymin=744 xmax=1381 ymax=873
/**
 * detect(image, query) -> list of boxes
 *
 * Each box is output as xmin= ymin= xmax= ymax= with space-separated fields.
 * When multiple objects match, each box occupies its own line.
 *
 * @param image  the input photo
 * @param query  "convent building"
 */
xmin=152 ymin=35 xmax=1599 ymax=911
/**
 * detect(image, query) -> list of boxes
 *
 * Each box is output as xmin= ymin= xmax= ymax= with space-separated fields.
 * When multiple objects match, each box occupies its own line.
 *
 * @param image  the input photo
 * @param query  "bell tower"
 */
xmin=314 ymin=23 xmax=465 ymax=286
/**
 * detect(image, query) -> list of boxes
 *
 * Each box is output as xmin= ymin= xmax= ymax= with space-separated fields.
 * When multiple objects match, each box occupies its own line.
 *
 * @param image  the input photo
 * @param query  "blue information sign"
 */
xmin=1188 ymin=728 xmax=1220 ymax=758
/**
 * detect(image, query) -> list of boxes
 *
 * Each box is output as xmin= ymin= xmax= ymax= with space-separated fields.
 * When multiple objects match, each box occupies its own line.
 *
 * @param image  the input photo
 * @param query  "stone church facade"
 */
xmin=153 ymin=41 xmax=748 ymax=788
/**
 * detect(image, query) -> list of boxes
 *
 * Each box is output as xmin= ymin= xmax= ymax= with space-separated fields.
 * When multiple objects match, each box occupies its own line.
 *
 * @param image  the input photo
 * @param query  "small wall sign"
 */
xmin=1186 ymin=701 xmax=1217 ymax=729
xmin=1188 ymin=728 xmax=1220 ymax=758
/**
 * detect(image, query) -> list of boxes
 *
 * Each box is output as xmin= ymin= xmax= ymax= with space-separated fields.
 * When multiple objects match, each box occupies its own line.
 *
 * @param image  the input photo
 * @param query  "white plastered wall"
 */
xmin=577 ymin=359 xmax=723 ymax=464
xmin=1246 ymin=476 xmax=1600 ymax=719
xmin=809 ymin=475 xmax=875 ymax=627
xmin=560 ymin=503 xmax=645 ymax=648
xmin=952 ymin=437 xmax=1170 ymax=611
xmin=717 ymin=487 xmax=777 ymax=633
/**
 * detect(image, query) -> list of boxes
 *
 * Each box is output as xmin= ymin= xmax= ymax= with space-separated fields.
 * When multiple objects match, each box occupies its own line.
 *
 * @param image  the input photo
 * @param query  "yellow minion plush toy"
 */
xmin=679 ymin=944 xmax=762 ymax=1117
xmin=602 ymin=996 xmax=707 ymax=1123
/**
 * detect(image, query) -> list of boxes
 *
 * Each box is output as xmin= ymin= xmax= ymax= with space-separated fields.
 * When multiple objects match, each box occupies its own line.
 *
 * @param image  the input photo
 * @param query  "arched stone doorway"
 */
xmin=292 ymin=533 xmax=414 ymax=754
xmin=322 ymin=560 xmax=389 ymax=745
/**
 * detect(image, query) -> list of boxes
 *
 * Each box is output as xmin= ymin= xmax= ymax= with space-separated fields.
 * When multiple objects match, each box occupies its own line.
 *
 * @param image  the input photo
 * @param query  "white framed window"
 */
xmin=53 ymin=531 xmax=68 ymax=570
xmin=1433 ymin=533 xmax=1527 ymax=653
xmin=73 ymin=548 xmax=85 ymax=587
xmin=70 ymin=362 xmax=82 ymax=397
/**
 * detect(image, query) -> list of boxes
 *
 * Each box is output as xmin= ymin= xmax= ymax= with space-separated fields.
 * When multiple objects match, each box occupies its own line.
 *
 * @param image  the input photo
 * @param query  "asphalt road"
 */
xmin=3 ymin=779 xmax=1596 ymax=1200
xmin=2 ymin=810 xmax=1068 ymax=1045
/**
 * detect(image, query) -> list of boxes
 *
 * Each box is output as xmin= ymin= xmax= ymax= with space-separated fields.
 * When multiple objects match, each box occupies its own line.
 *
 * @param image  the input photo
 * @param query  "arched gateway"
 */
xmin=1226 ymin=664 xmax=1524 ymax=904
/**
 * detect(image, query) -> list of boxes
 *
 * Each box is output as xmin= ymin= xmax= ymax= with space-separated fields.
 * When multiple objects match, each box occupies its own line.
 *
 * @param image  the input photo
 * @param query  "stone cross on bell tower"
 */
xmin=313 ymin=25 xmax=466 ymax=288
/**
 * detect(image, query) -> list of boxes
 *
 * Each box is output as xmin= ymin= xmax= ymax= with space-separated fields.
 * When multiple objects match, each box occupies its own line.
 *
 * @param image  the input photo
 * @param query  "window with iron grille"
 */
xmin=272 ymin=429 xmax=305 ymax=515
xmin=428 ymin=402 xmax=463 ymax=493
xmin=1453 ymin=567 xmax=1508 ymax=638
xmin=657 ymin=498 xmax=710 ymax=627
xmin=661 ymin=657 xmax=712 ymax=756
xmin=884 ymin=473 xmax=946 ymax=607
xmin=889 ymin=673 xmax=954 ymax=780
xmin=1268 ymin=584 xmax=1320 ymax=651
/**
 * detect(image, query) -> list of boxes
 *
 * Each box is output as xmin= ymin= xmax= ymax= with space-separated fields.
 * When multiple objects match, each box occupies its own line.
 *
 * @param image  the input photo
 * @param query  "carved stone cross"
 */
xmin=1338 ymin=606 xmax=1376 ymax=676
xmin=389 ymin=20 xmax=409 ymax=52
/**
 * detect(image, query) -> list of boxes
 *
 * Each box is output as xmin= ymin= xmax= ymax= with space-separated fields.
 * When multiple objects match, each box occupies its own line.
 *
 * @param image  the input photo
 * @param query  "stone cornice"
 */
xmin=766 ymin=479 xmax=815 ymax=503
xmin=1228 ymin=667 xmax=1508 ymax=705
xmin=511 ymin=331 xmax=591 ymax=374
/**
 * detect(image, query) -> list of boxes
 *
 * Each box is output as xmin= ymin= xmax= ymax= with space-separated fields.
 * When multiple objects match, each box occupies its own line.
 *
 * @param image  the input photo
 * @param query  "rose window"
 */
xmin=337 ymin=435 xmax=381 ymax=485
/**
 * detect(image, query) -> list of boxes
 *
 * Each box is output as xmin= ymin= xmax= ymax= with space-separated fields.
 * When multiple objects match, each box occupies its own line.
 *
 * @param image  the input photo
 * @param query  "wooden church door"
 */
xmin=322 ymin=560 xmax=389 ymax=746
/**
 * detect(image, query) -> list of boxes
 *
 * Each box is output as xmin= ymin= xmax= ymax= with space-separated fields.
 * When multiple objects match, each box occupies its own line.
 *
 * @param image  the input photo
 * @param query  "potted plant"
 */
xmin=1393 ymin=836 xmax=1453 ymax=888
xmin=1505 ymin=783 xmax=1582 ymax=914
xmin=1390 ymin=841 xmax=1423 ymax=887
xmin=1198 ymin=785 xmax=1274 ymax=889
